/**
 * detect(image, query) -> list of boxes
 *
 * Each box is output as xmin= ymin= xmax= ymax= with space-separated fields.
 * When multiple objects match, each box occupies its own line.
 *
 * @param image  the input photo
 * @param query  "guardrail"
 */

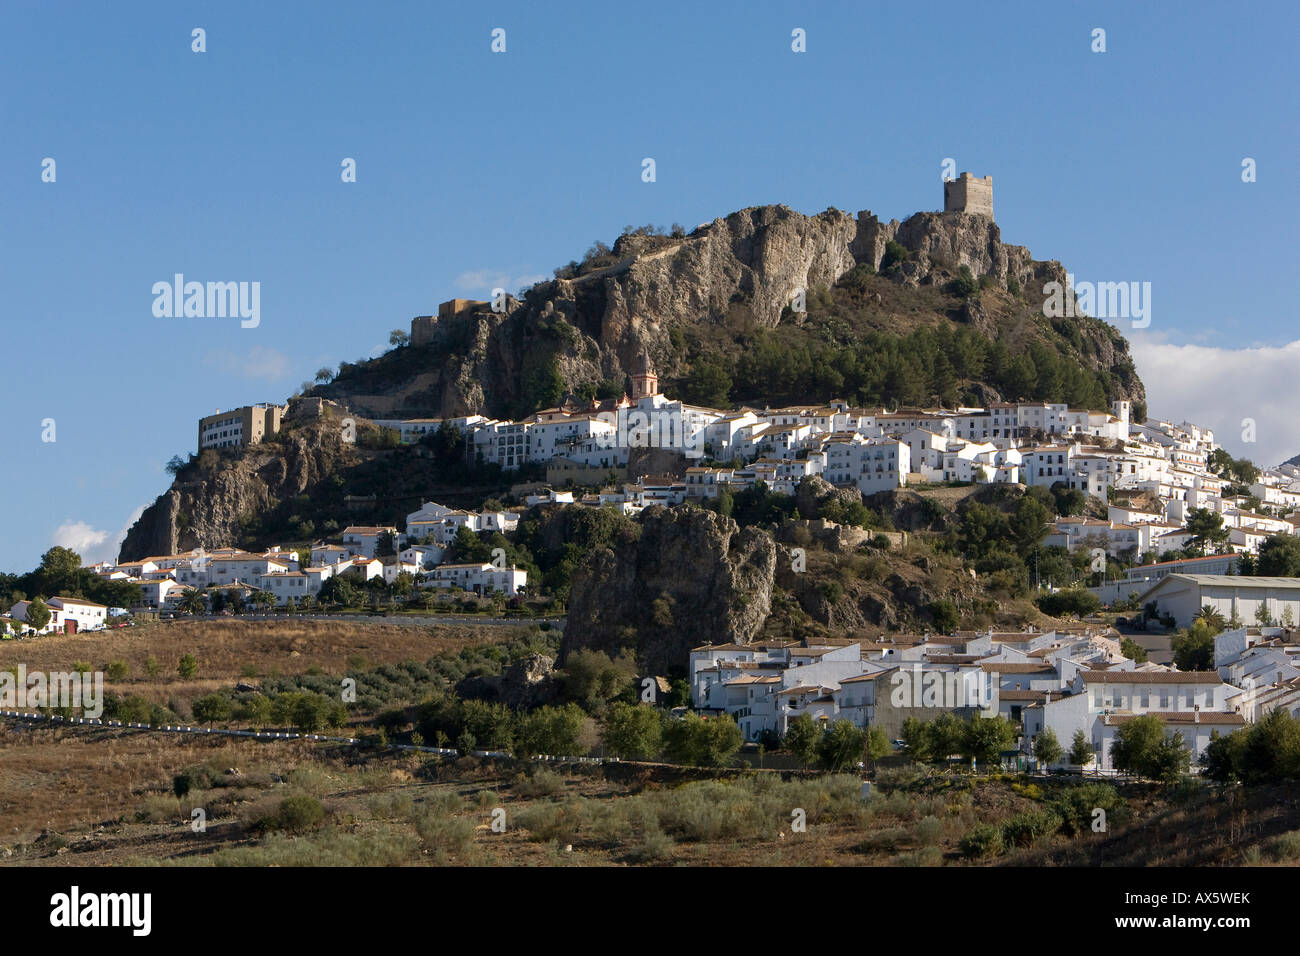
xmin=0 ymin=710 xmax=619 ymax=764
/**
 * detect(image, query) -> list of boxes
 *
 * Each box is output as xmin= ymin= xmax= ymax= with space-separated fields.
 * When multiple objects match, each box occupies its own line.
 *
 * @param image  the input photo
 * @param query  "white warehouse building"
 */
xmin=1137 ymin=574 xmax=1300 ymax=629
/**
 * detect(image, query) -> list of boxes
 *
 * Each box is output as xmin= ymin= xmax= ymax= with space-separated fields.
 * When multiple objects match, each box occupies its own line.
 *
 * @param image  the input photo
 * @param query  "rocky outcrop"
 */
xmin=456 ymin=654 xmax=559 ymax=708
xmin=561 ymin=506 xmax=778 ymax=673
xmin=119 ymin=422 xmax=353 ymax=561
xmin=313 ymin=201 xmax=1145 ymax=420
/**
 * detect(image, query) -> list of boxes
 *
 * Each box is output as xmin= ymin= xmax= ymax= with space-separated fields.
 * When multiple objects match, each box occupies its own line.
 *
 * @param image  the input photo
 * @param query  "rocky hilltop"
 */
xmin=311 ymin=203 xmax=1145 ymax=420
xmin=120 ymin=417 xmax=357 ymax=561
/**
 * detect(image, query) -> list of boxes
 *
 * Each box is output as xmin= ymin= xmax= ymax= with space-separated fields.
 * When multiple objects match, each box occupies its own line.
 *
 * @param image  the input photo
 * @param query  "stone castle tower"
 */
xmin=943 ymin=172 xmax=994 ymax=219
xmin=630 ymin=351 xmax=659 ymax=400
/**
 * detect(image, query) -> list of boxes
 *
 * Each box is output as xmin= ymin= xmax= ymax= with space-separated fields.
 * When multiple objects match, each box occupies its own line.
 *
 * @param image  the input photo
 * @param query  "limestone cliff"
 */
xmin=120 ymin=420 xmax=355 ymax=561
xmin=312 ymin=203 xmax=1145 ymax=420
xmin=560 ymin=506 xmax=777 ymax=674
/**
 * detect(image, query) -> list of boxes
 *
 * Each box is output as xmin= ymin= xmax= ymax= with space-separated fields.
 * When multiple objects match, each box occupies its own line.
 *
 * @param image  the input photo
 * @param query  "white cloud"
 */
xmin=1130 ymin=333 xmax=1300 ymax=466
xmin=203 ymin=345 xmax=291 ymax=381
xmin=452 ymin=269 xmax=548 ymax=297
xmin=53 ymin=505 xmax=146 ymax=565
xmin=53 ymin=521 xmax=108 ymax=555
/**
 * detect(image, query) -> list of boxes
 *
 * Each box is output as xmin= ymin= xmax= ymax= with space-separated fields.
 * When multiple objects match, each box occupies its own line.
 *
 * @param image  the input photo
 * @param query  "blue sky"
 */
xmin=2 ymin=0 xmax=1297 ymax=572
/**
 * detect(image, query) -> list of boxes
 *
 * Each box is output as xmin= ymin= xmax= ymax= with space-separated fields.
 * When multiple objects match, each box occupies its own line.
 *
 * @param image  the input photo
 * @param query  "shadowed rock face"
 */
xmin=561 ymin=506 xmax=777 ymax=674
xmin=119 ymin=423 xmax=351 ymax=562
xmin=314 ymin=202 xmax=1145 ymax=421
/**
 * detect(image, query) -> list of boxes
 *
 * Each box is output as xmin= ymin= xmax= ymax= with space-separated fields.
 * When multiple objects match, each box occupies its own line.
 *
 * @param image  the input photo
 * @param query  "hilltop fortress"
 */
xmin=944 ymin=172 xmax=994 ymax=219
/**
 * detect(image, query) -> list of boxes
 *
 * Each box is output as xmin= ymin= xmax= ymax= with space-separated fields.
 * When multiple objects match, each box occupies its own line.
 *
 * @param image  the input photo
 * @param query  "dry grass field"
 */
xmin=3 ymin=618 xmax=1299 ymax=867
xmin=2 ymin=722 xmax=1299 ymax=867
xmin=0 ymin=619 xmax=508 ymax=680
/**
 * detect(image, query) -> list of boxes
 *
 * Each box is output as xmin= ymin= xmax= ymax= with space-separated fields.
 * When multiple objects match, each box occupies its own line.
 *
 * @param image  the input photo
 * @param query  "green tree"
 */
xmin=1193 ymin=605 xmax=1227 ymax=633
xmin=37 ymin=546 xmax=83 ymax=595
xmin=899 ymin=716 xmax=932 ymax=762
xmin=560 ymin=649 xmax=635 ymax=712
xmin=1036 ymin=588 xmax=1101 ymax=618
xmin=1171 ymin=620 xmax=1217 ymax=671
xmin=25 ymin=596 xmax=52 ymax=631
xmin=784 ymin=713 xmax=821 ymax=768
xmin=1010 ymin=495 xmax=1051 ymax=552
xmin=1256 ymin=535 xmax=1300 ymax=576
xmin=865 ymin=726 xmax=891 ymax=766
xmin=1111 ymin=714 xmax=1189 ymax=782
xmin=661 ymin=712 xmax=742 ymax=767
xmin=1068 ymin=729 xmax=1095 ymax=767
xmin=816 ymin=719 xmax=867 ymax=771
xmin=600 ymin=702 xmax=663 ymax=759
xmin=178 ymin=654 xmax=198 ymax=680
xmin=681 ymin=361 xmax=733 ymax=408
xmin=930 ymin=712 xmax=967 ymax=761
xmin=239 ymin=693 xmax=273 ymax=729
xmin=962 ymin=715 xmax=1016 ymax=766
xmin=1185 ymin=508 xmax=1228 ymax=555
xmin=1033 ymin=727 xmax=1063 ymax=768
xmin=1119 ymin=637 xmax=1148 ymax=663
xmin=880 ymin=239 xmax=909 ymax=274
xmin=192 ymin=694 xmax=232 ymax=725
xmin=181 ymin=589 xmax=207 ymax=616
xmin=514 ymin=703 xmax=587 ymax=757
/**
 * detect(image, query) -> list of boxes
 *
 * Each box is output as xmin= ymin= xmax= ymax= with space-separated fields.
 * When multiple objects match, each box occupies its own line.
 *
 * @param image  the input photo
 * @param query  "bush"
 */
xmin=625 ymin=824 xmax=675 ymax=863
xmin=915 ymin=815 xmax=945 ymax=846
xmin=106 ymin=660 xmax=129 ymax=681
xmin=411 ymin=808 xmax=474 ymax=864
xmin=174 ymin=765 xmax=218 ymax=798
xmin=946 ymin=265 xmax=978 ymax=298
xmin=1049 ymin=782 xmax=1126 ymax=836
xmin=256 ymin=795 xmax=325 ymax=834
xmin=1266 ymin=830 xmax=1300 ymax=862
xmin=959 ymin=823 xmax=1004 ymax=859
xmin=514 ymin=767 xmax=566 ymax=799
xmin=1001 ymin=808 xmax=1063 ymax=847
xmin=880 ymin=240 xmax=909 ymax=274
xmin=1036 ymin=589 xmax=1101 ymax=618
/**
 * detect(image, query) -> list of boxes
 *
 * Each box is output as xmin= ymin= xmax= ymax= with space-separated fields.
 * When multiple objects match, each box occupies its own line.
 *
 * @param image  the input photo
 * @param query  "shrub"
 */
xmin=625 ymin=824 xmax=675 ymax=863
xmin=959 ymin=823 xmax=1004 ymax=859
xmin=1002 ymin=808 xmax=1063 ymax=848
xmin=1036 ymin=589 xmax=1101 ymax=618
xmin=896 ymin=846 xmax=943 ymax=866
xmin=177 ymin=654 xmax=198 ymax=680
xmin=880 ymin=240 xmax=909 ymax=274
xmin=915 ymin=815 xmax=945 ymax=846
xmin=514 ymin=767 xmax=565 ymax=799
xmin=411 ymin=808 xmax=474 ymax=864
xmin=516 ymin=800 xmax=587 ymax=844
xmin=856 ymin=827 xmax=911 ymax=853
xmin=106 ymin=660 xmax=129 ymax=681
xmin=1049 ymin=782 xmax=1126 ymax=836
xmin=257 ymin=795 xmax=325 ymax=834
xmin=946 ymin=266 xmax=978 ymax=298
xmin=1266 ymin=830 xmax=1300 ymax=862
